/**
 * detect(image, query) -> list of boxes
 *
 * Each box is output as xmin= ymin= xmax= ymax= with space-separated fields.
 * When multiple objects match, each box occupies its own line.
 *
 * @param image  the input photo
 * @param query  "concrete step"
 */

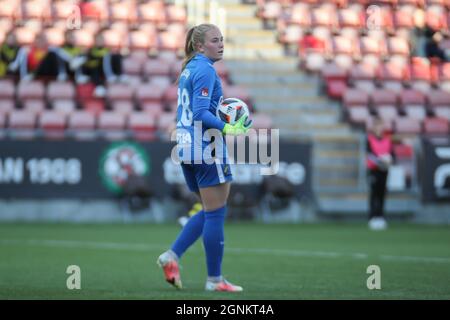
xmin=225 ymin=57 xmax=301 ymax=71
xmin=272 ymin=113 xmax=340 ymax=126
xmin=231 ymin=73 xmax=319 ymax=85
xmin=254 ymin=99 xmax=328 ymax=111
xmin=316 ymin=177 xmax=359 ymax=187
xmin=224 ymin=44 xmax=285 ymax=59
xmin=315 ymin=149 xmax=360 ymax=159
xmin=221 ymin=4 xmax=257 ymax=18
xmin=250 ymin=88 xmax=319 ymax=99
xmin=226 ymin=16 xmax=264 ymax=30
xmin=317 ymin=192 xmax=419 ymax=215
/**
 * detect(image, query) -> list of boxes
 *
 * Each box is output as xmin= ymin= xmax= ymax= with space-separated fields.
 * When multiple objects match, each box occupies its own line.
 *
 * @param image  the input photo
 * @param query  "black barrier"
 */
xmin=0 ymin=140 xmax=312 ymax=199
xmin=421 ymin=136 xmax=450 ymax=202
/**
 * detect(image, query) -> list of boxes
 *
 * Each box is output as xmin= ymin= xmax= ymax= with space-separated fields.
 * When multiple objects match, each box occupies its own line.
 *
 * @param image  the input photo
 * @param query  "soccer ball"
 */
xmin=217 ymin=98 xmax=250 ymax=125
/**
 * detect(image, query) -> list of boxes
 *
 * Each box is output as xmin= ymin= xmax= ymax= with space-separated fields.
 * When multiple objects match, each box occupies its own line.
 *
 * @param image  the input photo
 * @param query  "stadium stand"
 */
xmin=0 ymin=0 xmax=262 ymax=142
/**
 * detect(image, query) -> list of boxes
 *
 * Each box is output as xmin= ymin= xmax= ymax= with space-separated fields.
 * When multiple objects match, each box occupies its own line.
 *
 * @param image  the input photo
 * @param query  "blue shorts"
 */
xmin=181 ymin=160 xmax=233 ymax=192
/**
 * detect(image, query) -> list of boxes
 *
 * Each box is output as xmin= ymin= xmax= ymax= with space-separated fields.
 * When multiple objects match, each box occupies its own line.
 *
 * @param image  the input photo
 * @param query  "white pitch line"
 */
xmin=1 ymin=239 xmax=450 ymax=264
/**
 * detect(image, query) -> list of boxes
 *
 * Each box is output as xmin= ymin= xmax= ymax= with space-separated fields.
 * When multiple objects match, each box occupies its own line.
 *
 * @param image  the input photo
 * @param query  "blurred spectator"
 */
xmin=0 ymin=34 xmax=23 ymax=78
xmin=425 ymin=31 xmax=450 ymax=62
xmin=366 ymin=117 xmax=394 ymax=231
xmin=81 ymin=32 xmax=126 ymax=97
xmin=15 ymin=33 xmax=71 ymax=81
xmin=411 ymin=7 xmax=426 ymax=56
xmin=50 ymin=31 xmax=87 ymax=83
xmin=298 ymin=29 xmax=326 ymax=58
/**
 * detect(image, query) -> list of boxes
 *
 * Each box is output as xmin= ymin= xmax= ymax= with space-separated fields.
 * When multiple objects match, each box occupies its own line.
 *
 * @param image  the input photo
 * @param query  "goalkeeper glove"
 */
xmin=222 ymin=116 xmax=252 ymax=136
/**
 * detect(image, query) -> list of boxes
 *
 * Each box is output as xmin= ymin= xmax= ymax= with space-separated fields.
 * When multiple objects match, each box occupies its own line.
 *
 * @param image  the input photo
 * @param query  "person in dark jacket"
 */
xmin=366 ymin=117 xmax=394 ymax=230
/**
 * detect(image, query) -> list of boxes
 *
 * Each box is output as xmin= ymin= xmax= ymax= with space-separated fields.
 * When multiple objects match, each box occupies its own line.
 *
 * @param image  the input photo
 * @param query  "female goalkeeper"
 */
xmin=157 ymin=24 xmax=251 ymax=292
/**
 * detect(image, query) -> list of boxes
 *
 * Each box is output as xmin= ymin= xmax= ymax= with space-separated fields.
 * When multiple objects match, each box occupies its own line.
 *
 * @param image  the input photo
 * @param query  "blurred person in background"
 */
xmin=425 ymin=31 xmax=450 ymax=62
xmin=14 ymin=33 xmax=71 ymax=82
xmin=80 ymin=32 xmax=126 ymax=97
xmin=50 ymin=30 xmax=88 ymax=83
xmin=298 ymin=29 xmax=325 ymax=59
xmin=366 ymin=117 xmax=394 ymax=231
xmin=0 ymin=34 xmax=24 ymax=79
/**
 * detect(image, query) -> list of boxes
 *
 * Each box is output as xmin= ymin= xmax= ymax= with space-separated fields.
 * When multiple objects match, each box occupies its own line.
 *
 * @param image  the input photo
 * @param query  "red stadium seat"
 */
xmin=359 ymin=36 xmax=386 ymax=56
xmin=14 ymin=27 xmax=36 ymax=46
xmin=138 ymin=1 xmax=167 ymax=27
xmin=394 ymin=9 xmax=414 ymax=28
xmin=387 ymin=37 xmax=410 ymax=56
xmin=157 ymin=112 xmax=176 ymax=137
xmin=371 ymin=89 xmax=398 ymax=108
xmin=393 ymin=143 xmax=414 ymax=160
xmin=141 ymin=102 xmax=164 ymax=119
xmin=0 ymin=1 xmax=18 ymax=20
xmin=321 ymin=63 xmax=348 ymax=99
xmin=286 ymin=3 xmax=311 ymax=27
xmin=311 ymin=8 xmax=335 ymax=28
xmin=166 ymin=4 xmax=187 ymax=24
xmin=52 ymin=100 xmax=76 ymax=115
xmin=98 ymin=111 xmax=127 ymax=140
xmin=128 ymin=30 xmax=153 ymax=52
xmin=394 ymin=117 xmax=422 ymax=134
xmin=433 ymin=107 xmax=450 ymax=120
xmin=423 ymin=117 xmax=449 ymax=134
xmin=47 ymin=81 xmax=76 ymax=101
xmin=343 ymin=88 xmax=369 ymax=108
xmin=111 ymin=101 xmax=135 ymax=115
xmin=23 ymin=100 xmax=46 ymax=115
xmin=51 ymin=0 xmax=74 ymax=20
xmin=72 ymin=29 xmax=94 ymax=49
xmin=101 ymin=29 xmax=124 ymax=51
xmin=106 ymin=83 xmax=134 ymax=102
xmin=159 ymin=31 xmax=183 ymax=52
xmin=347 ymin=106 xmax=371 ymax=126
xmin=128 ymin=111 xmax=157 ymax=141
xmin=0 ymin=79 xmax=15 ymax=100
xmin=400 ymin=89 xmax=427 ymax=119
xmin=143 ymin=59 xmax=171 ymax=78
xmin=44 ymin=28 xmax=65 ymax=47
xmin=349 ymin=63 xmax=377 ymax=92
xmin=79 ymin=98 xmax=105 ymax=116
xmin=377 ymin=62 xmax=408 ymax=92
xmin=39 ymin=111 xmax=66 ymax=140
xmin=427 ymin=90 xmax=450 ymax=108
xmin=163 ymin=85 xmax=179 ymax=106
xmin=331 ymin=36 xmax=356 ymax=56
xmin=68 ymin=111 xmax=96 ymax=140
xmin=76 ymin=83 xmax=96 ymax=100
xmin=8 ymin=110 xmax=37 ymax=139
xmin=338 ymin=8 xmax=363 ymax=28
xmin=0 ymin=99 xmax=15 ymax=115
xmin=109 ymin=1 xmax=134 ymax=23
xmin=136 ymin=83 xmax=165 ymax=106
xmin=258 ymin=1 xmax=283 ymax=21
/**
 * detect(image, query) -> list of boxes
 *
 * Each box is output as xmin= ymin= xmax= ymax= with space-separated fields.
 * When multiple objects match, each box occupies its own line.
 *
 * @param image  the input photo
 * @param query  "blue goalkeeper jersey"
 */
xmin=176 ymin=53 xmax=227 ymax=163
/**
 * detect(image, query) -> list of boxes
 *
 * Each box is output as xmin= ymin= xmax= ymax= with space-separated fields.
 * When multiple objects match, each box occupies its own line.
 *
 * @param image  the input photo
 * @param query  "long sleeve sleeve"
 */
xmin=192 ymin=65 xmax=225 ymax=131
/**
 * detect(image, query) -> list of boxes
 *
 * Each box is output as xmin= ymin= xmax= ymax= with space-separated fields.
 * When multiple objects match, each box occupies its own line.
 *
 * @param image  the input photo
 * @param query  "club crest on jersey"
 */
xmin=201 ymin=88 xmax=209 ymax=97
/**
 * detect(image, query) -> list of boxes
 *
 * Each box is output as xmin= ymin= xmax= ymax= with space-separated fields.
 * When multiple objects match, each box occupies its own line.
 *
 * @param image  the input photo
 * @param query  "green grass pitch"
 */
xmin=0 ymin=222 xmax=449 ymax=300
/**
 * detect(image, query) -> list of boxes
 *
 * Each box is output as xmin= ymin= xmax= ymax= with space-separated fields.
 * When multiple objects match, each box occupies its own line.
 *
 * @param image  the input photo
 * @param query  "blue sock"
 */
xmin=171 ymin=210 xmax=204 ymax=259
xmin=202 ymin=205 xmax=226 ymax=278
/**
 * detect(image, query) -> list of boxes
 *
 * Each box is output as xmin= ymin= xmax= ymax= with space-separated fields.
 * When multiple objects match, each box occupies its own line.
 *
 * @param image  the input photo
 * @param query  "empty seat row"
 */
xmin=0 ymin=109 xmax=274 ymax=141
